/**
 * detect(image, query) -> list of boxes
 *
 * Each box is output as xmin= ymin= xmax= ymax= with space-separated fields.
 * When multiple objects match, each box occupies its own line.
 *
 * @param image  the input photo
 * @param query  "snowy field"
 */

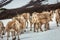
xmin=0 ymin=13 xmax=60 ymax=40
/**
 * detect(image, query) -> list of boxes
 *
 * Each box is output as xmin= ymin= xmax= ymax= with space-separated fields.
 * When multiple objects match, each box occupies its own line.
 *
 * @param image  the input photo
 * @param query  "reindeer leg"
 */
xmin=0 ymin=31 xmax=3 ymax=38
xmin=36 ymin=23 xmax=39 ymax=32
xmin=14 ymin=31 xmax=16 ymax=39
xmin=26 ymin=21 xmax=29 ymax=29
xmin=7 ymin=31 xmax=10 ymax=37
xmin=2 ymin=31 xmax=5 ymax=35
xmin=0 ymin=31 xmax=4 ymax=39
xmin=30 ymin=22 xmax=32 ymax=31
xmin=24 ymin=22 xmax=26 ymax=32
xmin=0 ymin=33 xmax=1 ymax=38
xmin=12 ymin=31 xmax=16 ymax=40
xmin=45 ymin=24 xmax=46 ymax=31
xmin=56 ymin=19 xmax=59 ymax=27
xmin=39 ymin=23 xmax=43 ymax=32
xmin=47 ymin=23 xmax=49 ymax=30
xmin=7 ymin=32 xmax=10 ymax=40
xmin=57 ymin=21 xmax=59 ymax=27
xmin=2 ymin=27 xmax=5 ymax=35
xmin=34 ymin=23 xmax=36 ymax=32
xmin=12 ymin=31 xmax=13 ymax=40
xmin=40 ymin=26 xmax=43 ymax=32
xmin=17 ymin=32 xmax=20 ymax=40
xmin=45 ymin=23 xmax=50 ymax=31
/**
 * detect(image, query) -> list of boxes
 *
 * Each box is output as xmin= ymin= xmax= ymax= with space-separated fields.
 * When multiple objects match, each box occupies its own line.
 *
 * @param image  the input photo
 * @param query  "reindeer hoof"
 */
xmin=45 ymin=29 xmax=47 ymax=31
xmin=40 ymin=30 xmax=43 ymax=32
xmin=34 ymin=30 xmax=36 ymax=32
xmin=37 ymin=31 xmax=39 ymax=32
xmin=30 ymin=29 xmax=32 ymax=31
xmin=1 ymin=36 xmax=3 ymax=38
xmin=18 ymin=39 xmax=20 ymax=40
xmin=48 ymin=28 xmax=50 ymax=30
xmin=41 ymin=31 xmax=43 ymax=32
xmin=24 ymin=30 xmax=26 ymax=32
xmin=2 ymin=33 xmax=5 ymax=35
xmin=12 ymin=38 xmax=16 ymax=40
xmin=7 ymin=39 xmax=8 ymax=40
xmin=14 ymin=37 xmax=16 ymax=39
xmin=21 ymin=32 xmax=24 ymax=34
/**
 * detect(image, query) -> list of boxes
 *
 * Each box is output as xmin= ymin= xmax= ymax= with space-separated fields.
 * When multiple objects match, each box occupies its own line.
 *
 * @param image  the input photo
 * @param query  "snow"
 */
xmin=0 ymin=19 xmax=12 ymax=27
xmin=0 ymin=13 xmax=60 ymax=40
xmin=2 ymin=0 xmax=60 ymax=9
xmin=2 ymin=0 xmax=31 ymax=9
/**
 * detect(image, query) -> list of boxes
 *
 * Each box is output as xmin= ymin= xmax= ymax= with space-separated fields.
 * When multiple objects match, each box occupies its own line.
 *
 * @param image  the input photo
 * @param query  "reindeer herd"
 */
xmin=0 ymin=9 xmax=60 ymax=40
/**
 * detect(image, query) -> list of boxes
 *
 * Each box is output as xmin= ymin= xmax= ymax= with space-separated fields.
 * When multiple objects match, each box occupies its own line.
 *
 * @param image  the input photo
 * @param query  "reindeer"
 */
xmin=0 ymin=21 xmax=5 ymax=38
xmin=30 ymin=12 xmax=40 ymax=32
xmin=55 ymin=9 xmax=60 ymax=27
xmin=39 ymin=13 xmax=51 ymax=31
xmin=5 ymin=18 xmax=22 ymax=40
xmin=38 ymin=11 xmax=53 ymax=31
xmin=30 ymin=11 xmax=53 ymax=32
xmin=21 ymin=13 xmax=30 ymax=28
xmin=15 ymin=15 xmax=26 ymax=33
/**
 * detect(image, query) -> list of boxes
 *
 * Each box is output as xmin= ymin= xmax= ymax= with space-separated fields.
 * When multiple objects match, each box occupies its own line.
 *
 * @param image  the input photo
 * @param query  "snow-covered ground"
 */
xmin=0 ymin=13 xmax=60 ymax=40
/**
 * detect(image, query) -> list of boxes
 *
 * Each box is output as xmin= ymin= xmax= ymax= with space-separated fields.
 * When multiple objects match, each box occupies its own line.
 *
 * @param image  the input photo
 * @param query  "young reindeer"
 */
xmin=5 ymin=17 xmax=22 ymax=40
xmin=0 ymin=21 xmax=5 ymax=38
xmin=16 ymin=14 xmax=26 ymax=33
xmin=55 ymin=9 xmax=60 ymax=27
xmin=21 ymin=13 xmax=30 ymax=28
xmin=30 ymin=11 xmax=53 ymax=32
xmin=38 ymin=11 xmax=53 ymax=31
xmin=30 ymin=12 xmax=40 ymax=32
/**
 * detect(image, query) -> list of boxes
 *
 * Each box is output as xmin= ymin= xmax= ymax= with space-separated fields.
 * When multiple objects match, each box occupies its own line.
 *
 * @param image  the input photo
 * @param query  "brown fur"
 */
xmin=0 ymin=21 xmax=5 ymax=38
xmin=16 ymin=15 xmax=26 ymax=32
xmin=5 ymin=19 xmax=21 ymax=40
xmin=55 ymin=9 xmax=60 ymax=27
xmin=21 ymin=13 xmax=30 ymax=28
xmin=30 ymin=11 xmax=53 ymax=32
